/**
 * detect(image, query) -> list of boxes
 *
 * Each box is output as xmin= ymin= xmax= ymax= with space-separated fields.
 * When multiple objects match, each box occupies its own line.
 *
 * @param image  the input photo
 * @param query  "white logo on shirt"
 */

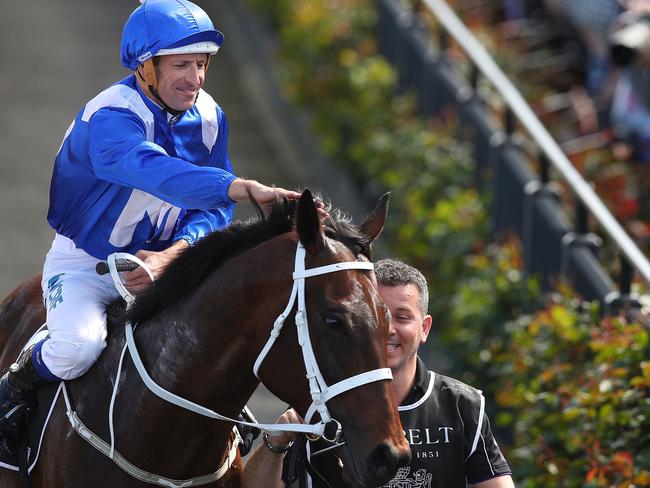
xmin=405 ymin=427 xmax=454 ymax=445
xmin=109 ymin=189 xmax=181 ymax=247
xmin=383 ymin=467 xmax=433 ymax=488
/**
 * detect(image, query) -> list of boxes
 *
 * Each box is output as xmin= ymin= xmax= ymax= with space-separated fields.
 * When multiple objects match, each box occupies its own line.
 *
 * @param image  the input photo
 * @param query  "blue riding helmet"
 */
xmin=121 ymin=0 xmax=225 ymax=70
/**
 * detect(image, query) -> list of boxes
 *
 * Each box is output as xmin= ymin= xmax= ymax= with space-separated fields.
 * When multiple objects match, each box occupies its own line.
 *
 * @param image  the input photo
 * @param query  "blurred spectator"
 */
xmin=609 ymin=6 xmax=650 ymax=161
xmin=544 ymin=0 xmax=622 ymax=96
xmin=539 ymin=0 xmax=650 ymax=162
xmin=502 ymin=0 xmax=526 ymax=21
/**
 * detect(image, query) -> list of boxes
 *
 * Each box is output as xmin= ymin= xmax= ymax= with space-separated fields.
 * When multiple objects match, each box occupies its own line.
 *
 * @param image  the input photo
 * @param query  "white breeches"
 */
xmin=41 ymin=234 xmax=122 ymax=380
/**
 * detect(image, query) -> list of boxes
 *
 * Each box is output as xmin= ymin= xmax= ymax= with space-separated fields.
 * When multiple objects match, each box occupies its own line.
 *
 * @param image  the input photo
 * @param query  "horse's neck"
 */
xmin=136 ymin=303 xmax=261 ymax=410
xmin=103 ymin=238 xmax=294 ymax=472
xmin=112 ymin=307 xmax=258 ymax=469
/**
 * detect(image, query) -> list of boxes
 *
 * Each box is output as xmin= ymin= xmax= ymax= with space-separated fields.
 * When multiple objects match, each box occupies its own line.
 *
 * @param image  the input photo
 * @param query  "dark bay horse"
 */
xmin=0 ymin=190 xmax=410 ymax=487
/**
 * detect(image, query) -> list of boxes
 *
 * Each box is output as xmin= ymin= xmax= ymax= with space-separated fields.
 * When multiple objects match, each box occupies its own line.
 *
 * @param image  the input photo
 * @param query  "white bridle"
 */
xmin=62 ymin=241 xmax=393 ymax=487
xmin=112 ymin=242 xmax=391 ymax=440
xmin=112 ymin=242 xmax=392 ymax=440
xmin=254 ymin=242 xmax=393 ymax=439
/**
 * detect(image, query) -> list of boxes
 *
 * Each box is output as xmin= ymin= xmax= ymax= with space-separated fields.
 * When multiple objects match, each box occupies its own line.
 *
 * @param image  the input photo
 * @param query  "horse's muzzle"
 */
xmin=341 ymin=439 xmax=411 ymax=487
xmin=366 ymin=441 xmax=411 ymax=485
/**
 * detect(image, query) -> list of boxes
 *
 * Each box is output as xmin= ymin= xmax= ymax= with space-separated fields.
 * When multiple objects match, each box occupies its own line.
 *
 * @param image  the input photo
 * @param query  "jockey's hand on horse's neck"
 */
xmin=124 ymin=239 xmax=190 ymax=295
xmin=228 ymin=179 xmax=329 ymax=219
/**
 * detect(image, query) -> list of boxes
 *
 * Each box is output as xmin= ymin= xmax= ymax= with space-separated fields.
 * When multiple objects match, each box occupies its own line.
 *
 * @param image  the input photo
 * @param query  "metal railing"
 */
xmin=377 ymin=0 xmax=650 ymax=310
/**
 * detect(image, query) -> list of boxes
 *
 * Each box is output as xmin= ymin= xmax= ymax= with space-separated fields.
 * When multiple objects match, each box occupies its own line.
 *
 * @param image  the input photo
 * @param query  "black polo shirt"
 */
xmin=288 ymin=356 xmax=512 ymax=487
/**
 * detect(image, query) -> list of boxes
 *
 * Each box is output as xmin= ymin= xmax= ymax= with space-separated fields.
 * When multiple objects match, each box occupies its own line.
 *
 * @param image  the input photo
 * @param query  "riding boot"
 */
xmin=0 ymin=346 xmax=49 ymax=458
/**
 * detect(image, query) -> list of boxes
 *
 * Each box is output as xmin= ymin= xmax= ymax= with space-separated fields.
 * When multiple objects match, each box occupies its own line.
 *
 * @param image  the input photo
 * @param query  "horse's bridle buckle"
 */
xmin=322 ymin=418 xmax=342 ymax=443
xmin=306 ymin=418 xmax=342 ymax=443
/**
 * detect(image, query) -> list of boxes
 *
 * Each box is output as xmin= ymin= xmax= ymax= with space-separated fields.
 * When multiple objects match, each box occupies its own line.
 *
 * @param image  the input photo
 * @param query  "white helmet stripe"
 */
xmin=156 ymin=41 xmax=221 ymax=57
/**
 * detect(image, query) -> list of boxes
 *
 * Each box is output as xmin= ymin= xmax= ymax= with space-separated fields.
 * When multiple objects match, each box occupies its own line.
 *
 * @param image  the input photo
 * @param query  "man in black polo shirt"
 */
xmin=242 ymin=259 xmax=514 ymax=488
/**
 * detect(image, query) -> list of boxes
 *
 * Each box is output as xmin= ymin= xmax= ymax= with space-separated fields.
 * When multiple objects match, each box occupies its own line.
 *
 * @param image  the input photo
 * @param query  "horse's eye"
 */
xmin=324 ymin=314 xmax=344 ymax=329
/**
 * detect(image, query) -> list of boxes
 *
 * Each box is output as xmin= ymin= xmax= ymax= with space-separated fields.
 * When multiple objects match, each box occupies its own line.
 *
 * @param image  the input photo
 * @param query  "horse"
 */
xmin=0 ymin=190 xmax=411 ymax=487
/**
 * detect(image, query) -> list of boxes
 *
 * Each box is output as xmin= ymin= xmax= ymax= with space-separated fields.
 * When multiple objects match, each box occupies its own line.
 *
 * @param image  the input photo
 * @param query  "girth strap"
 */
xmin=63 ymin=383 xmax=240 ymax=488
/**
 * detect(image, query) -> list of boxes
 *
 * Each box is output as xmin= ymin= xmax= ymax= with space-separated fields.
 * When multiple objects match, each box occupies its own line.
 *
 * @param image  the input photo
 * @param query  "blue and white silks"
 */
xmin=47 ymin=74 xmax=236 ymax=259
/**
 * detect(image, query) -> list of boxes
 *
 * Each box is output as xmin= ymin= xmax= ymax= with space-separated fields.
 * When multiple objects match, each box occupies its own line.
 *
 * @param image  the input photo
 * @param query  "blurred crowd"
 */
xmin=505 ymin=0 xmax=650 ymax=162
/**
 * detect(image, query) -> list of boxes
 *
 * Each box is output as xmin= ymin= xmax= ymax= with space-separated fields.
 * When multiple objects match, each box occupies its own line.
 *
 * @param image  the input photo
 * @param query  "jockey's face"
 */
xmin=155 ymin=53 xmax=208 ymax=111
xmin=380 ymin=284 xmax=432 ymax=374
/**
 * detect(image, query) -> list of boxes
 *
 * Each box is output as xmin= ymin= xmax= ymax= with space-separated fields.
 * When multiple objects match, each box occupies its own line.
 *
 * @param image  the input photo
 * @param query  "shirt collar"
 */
xmin=401 ymin=356 xmax=428 ymax=405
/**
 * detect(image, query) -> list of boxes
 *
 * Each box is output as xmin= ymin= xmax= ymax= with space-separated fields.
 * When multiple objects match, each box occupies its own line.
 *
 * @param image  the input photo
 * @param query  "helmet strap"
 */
xmin=136 ymin=59 xmax=182 ymax=117
xmin=142 ymin=59 xmax=158 ymax=87
xmin=136 ymin=60 xmax=159 ymax=104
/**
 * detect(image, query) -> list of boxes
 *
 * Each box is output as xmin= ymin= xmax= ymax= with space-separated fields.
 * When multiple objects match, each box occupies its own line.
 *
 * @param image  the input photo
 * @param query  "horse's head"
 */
xmin=258 ymin=190 xmax=410 ymax=487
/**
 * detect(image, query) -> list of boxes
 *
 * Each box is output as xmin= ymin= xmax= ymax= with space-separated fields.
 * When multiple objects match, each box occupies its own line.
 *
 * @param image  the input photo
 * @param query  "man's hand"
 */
xmin=228 ymin=179 xmax=328 ymax=218
xmin=241 ymin=408 xmax=304 ymax=488
xmin=266 ymin=408 xmax=303 ymax=449
xmin=228 ymin=178 xmax=300 ymax=206
xmin=124 ymin=240 xmax=189 ymax=294
xmin=625 ymin=0 xmax=650 ymax=13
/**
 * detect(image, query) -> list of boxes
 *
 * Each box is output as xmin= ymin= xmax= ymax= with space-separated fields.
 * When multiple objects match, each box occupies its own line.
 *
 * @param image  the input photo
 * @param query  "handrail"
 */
xmin=422 ymin=0 xmax=650 ymax=287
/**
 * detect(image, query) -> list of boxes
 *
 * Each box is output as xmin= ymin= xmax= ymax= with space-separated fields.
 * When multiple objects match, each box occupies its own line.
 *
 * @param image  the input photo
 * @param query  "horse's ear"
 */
xmin=360 ymin=192 xmax=390 ymax=243
xmin=296 ymin=189 xmax=323 ymax=252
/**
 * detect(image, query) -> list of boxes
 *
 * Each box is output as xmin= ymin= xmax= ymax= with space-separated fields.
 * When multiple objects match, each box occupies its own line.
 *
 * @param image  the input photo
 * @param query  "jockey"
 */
xmin=0 ymin=0 xmax=300 ymax=455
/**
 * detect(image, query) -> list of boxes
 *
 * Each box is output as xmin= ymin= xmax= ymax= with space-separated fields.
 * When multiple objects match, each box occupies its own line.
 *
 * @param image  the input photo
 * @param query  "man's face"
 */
xmin=155 ymin=53 xmax=208 ymax=111
xmin=379 ymin=284 xmax=432 ymax=373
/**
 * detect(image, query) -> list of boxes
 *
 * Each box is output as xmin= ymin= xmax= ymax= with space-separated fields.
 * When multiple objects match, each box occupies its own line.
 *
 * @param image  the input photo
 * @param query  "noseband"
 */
xmin=254 ymin=242 xmax=393 ymax=441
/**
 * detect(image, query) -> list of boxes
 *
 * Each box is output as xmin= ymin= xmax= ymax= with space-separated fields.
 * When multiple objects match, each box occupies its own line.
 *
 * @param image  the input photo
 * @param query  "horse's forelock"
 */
xmin=324 ymin=210 xmax=373 ymax=260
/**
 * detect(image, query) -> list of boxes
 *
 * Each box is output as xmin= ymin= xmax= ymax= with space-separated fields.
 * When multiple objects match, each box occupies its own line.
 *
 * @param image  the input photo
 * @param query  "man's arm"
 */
xmin=227 ymin=178 xmax=301 ymax=206
xmin=241 ymin=438 xmax=287 ymax=488
xmin=89 ymin=108 xmax=238 ymax=210
xmin=228 ymin=179 xmax=328 ymax=218
xmin=463 ymin=405 xmax=513 ymax=486
xmin=474 ymin=474 xmax=516 ymax=487
xmin=242 ymin=409 xmax=302 ymax=488
xmin=173 ymin=208 xmax=233 ymax=246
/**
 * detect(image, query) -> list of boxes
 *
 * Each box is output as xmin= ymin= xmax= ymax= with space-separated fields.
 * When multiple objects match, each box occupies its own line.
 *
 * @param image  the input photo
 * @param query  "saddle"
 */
xmin=0 ymin=380 xmax=60 ymax=486
xmin=0 ymin=300 xmax=129 ymax=482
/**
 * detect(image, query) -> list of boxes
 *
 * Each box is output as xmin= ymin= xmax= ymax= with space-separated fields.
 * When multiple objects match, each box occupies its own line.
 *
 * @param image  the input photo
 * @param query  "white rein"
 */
xmin=111 ymin=242 xmax=391 ymax=440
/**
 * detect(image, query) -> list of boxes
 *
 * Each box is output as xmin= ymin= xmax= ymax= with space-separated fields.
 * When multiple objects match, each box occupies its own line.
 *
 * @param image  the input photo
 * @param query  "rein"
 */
xmin=63 ymin=241 xmax=392 ymax=487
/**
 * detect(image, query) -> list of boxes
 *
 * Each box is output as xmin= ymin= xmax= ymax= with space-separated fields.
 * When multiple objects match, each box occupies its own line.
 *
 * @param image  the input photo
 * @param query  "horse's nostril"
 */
xmin=397 ymin=446 xmax=411 ymax=470
xmin=367 ymin=442 xmax=403 ymax=484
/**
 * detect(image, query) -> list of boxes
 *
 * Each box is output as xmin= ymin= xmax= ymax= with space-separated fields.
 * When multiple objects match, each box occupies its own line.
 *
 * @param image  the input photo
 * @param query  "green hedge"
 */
xmin=246 ymin=0 xmax=650 ymax=485
xmin=502 ymin=294 xmax=650 ymax=487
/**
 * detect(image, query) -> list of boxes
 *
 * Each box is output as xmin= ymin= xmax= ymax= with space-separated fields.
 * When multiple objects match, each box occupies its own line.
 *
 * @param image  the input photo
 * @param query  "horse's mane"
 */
xmin=127 ymin=198 xmax=372 ymax=325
